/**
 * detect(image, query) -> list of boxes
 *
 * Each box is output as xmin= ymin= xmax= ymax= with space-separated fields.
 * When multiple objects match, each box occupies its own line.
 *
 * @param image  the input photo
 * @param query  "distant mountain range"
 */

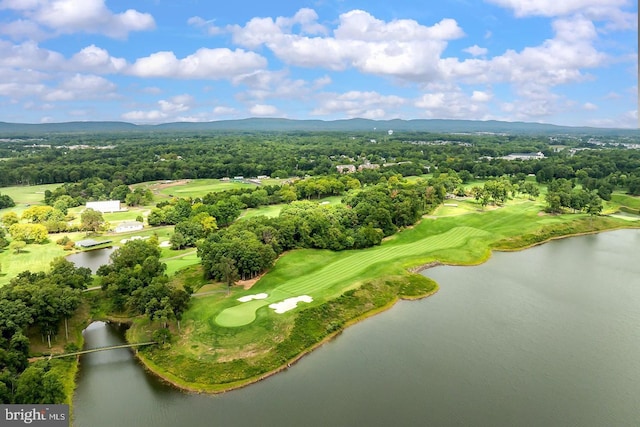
xmin=0 ymin=118 xmax=637 ymax=136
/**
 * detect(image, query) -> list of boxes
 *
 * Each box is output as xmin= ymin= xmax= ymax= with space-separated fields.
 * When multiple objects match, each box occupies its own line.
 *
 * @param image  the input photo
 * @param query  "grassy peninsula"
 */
xmin=129 ymin=196 xmax=637 ymax=392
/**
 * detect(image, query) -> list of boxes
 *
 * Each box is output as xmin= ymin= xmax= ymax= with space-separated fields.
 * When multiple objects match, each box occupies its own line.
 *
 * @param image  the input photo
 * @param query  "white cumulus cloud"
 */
xmin=231 ymin=9 xmax=464 ymax=80
xmin=312 ymin=90 xmax=405 ymax=118
xmin=463 ymin=45 xmax=488 ymax=57
xmin=0 ymin=0 xmax=156 ymax=38
xmin=70 ymin=45 xmax=127 ymax=73
xmin=249 ymin=104 xmax=279 ymax=116
xmin=43 ymin=74 xmax=117 ymax=101
xmin=122 ymin=95 xmax=196 ymax=122
xmin=128 ymin=48 xmax=267 ymax=79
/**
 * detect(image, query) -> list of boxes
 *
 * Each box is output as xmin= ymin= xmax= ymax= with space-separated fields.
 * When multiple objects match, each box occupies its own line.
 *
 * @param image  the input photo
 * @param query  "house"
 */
xmin=115 ymin=221 xmax=144 ymax=233
xmin=358 ymin=162 xmax=380 ymax=171
xmin=85 ymin=200 xmax=122 ymax=213
xmin=501 ymin=152 xmax=545 ymax=161
xmin=336 ymin=165 xmax=356 ymax=173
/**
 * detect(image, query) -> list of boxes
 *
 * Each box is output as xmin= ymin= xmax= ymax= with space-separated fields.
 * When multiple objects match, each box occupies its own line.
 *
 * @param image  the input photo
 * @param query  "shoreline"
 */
xmin=127 ymin=221 xmax=640 ymax=394
xmin=133 ymin=284 xmax=440 ymax=394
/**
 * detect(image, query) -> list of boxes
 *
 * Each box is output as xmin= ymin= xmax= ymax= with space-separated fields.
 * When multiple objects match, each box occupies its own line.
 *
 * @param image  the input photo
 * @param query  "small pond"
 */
xmin=66 ymin=247 xmax=116 ymax=273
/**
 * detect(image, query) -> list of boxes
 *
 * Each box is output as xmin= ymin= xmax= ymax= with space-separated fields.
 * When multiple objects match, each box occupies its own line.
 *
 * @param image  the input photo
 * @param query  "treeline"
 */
xmin=0 ymin=132 xmax=562 ymax=187
xmin=2 ymin=132 xmax=639 ymax=198
xmin=198 ymin=175 xmax=449 ymax=281
xmin=44 ymin=177 xmax=153 ymax=207
xmin=0 ymin=238 xmax=192 ymax=403
xmin=97 ymin=238 xmax=191 ymax=338
xmin=0 ymin=259 xmax=91 ymax=404
xmin=544 ymin=179 xmax=603 ymax=214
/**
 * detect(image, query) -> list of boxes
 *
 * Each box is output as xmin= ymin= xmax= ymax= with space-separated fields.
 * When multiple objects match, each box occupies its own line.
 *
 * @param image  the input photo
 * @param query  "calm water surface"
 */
xmin=66 ymin=247 xmax=115 ymax=273
xmin=73 ymin=229 xmax=640 ymax=427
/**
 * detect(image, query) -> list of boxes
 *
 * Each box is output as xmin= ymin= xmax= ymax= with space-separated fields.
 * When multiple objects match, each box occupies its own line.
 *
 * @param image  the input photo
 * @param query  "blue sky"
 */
xmin=0 ymin=0 xmax=637 ymax=127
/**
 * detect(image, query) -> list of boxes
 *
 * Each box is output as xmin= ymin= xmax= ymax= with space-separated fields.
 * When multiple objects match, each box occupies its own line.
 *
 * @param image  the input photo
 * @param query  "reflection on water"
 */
xmin=73 ymin=230 xmax=640 ymax=427
xmin=66 ymin=247 xmax=116 ymax=273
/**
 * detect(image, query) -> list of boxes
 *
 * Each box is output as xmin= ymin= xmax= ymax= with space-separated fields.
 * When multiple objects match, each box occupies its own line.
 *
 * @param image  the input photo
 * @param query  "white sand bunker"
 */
xmin=237 ymin=293 xmax=269 ymax=302
xmin=269 ymin=296 xmax=313 ymax=314
xmin=159 ymin=241 xmax=171 ymax=247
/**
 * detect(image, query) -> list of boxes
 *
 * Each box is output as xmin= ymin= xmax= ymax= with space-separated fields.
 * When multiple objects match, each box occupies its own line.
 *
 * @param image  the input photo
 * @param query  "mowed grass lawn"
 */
xmin=215 ymin=199 xmax=546 ymax=328
xmin=0 ymin=183 xmax=58 ymax=205
xmin=129 ymin=195 xmax=636 ymax=391
xmin=0 ymin=183 xmax=59 ymax=217
xmin=159 ymin=179 xmax=257 ymax=198
xmin=0 ymin=225 xmax=186 ymax=286
xmin=612 ymin=193 xmax=640 ymax=210
xmin=190 ymin=194 xmax=627 ymax=332
xmin=134 ymin=178 xmax=290 ymax=200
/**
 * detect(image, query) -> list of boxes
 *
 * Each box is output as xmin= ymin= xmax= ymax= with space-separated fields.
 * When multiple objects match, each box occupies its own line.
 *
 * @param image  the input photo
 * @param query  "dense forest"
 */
xmin=0 ymin=131 xmax=638 ymax=196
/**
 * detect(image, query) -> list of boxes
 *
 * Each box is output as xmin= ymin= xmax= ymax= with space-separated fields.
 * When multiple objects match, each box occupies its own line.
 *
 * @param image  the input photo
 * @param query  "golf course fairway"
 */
xmin=216 ymin=226 xmax=489 ymax=327
xmin=130 ymin=197 xmax=638 ymax=393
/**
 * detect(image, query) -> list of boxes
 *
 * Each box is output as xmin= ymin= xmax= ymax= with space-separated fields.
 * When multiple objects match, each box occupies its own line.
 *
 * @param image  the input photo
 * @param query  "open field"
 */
xmin=134 ymin=178 xmax=289 ymax=200
xmin=129 ymin=193 xmax=638 ymax=392
xmin=0 ymin=183 xmax=58 ymax=205
xmin=66 ymin=205 xmax=151 ymax=225
xmin=157 ymin=179 xmax=257 ymax=198
xmin=239 ymin=204 xmax=284 ymax=220
xmin=0 ymin=225 xmax=180 ymax=286
xmin=0 ymin=183 xmax=58 ymax=217
xmin=0 ymin=242 xmax=69 ymax=281
xmin=612 ymin=193 xmax=640 ymax=210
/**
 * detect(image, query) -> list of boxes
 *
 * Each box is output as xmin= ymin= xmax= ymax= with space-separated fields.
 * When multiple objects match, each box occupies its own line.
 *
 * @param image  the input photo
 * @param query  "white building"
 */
xmin=115 ymin=221 xmax=144 ymax=233
xmin=86 ymin=200 xmax=122 ymax=213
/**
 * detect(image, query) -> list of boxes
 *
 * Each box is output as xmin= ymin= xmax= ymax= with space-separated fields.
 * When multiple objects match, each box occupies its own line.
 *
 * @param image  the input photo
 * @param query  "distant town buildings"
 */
xmin=358 ymin=162 xmax=380 ymax=171
xmin=336 ymin=165 xmax=356 ymax=173
xmin=501 ymin=152 xmax=545 ymax=161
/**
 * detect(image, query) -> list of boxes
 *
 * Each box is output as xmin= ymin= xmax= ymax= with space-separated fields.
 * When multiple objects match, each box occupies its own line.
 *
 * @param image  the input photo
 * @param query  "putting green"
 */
xmin=215 ymin=299 xmax=270 ymax=326
xmin=215 ymin=226 xmax=489 ymax=327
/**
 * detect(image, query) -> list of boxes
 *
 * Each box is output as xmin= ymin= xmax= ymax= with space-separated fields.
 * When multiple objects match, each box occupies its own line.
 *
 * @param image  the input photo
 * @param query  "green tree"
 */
xmin=169 ymin=231 xmax=187 ymax=250
xmin=80 ymin=208 xmax=104 ymax=233
xmin=21 ymin=205 xmax=55 ymax=223
xmin=125 ymin=187 xmax=153 ymax=206
xmin=1 ymin=211 xmax=19 ymax=228
xmin=0 ymin=193 xmax=15 ymax=209
xmin=0 ymin=228 xmax=8 ymax=251
xmin=8 ymin=223 xmax=48 ymax=243
xmin=110 ymin=184 xmax=131 ymax=202
xmin=52 ymin=195 xmax=76 ymax=214
xmin=216 ymin=256 xmax=239 ymax=295
xmin=48 ymin=258 xmax=92 ymax=290
xmin=521 ymin=182 xmax=540 ymax=200
xmin=9 ymin=240 xmax=26 ymax=254
xmin=169 ymin=288 xmax=190 ymax=333
xmin=14 ymin=364 xmax=65 ymax=404
xmin=586 ymin=192 xmax=603 ymax=218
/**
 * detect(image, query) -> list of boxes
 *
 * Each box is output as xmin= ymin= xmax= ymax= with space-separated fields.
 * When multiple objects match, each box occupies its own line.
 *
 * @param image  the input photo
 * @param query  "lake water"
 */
xmin=72 ymin=229 xmax=640 ymax=427
xmin=66 ymin=247 xmax=116 ymax=273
